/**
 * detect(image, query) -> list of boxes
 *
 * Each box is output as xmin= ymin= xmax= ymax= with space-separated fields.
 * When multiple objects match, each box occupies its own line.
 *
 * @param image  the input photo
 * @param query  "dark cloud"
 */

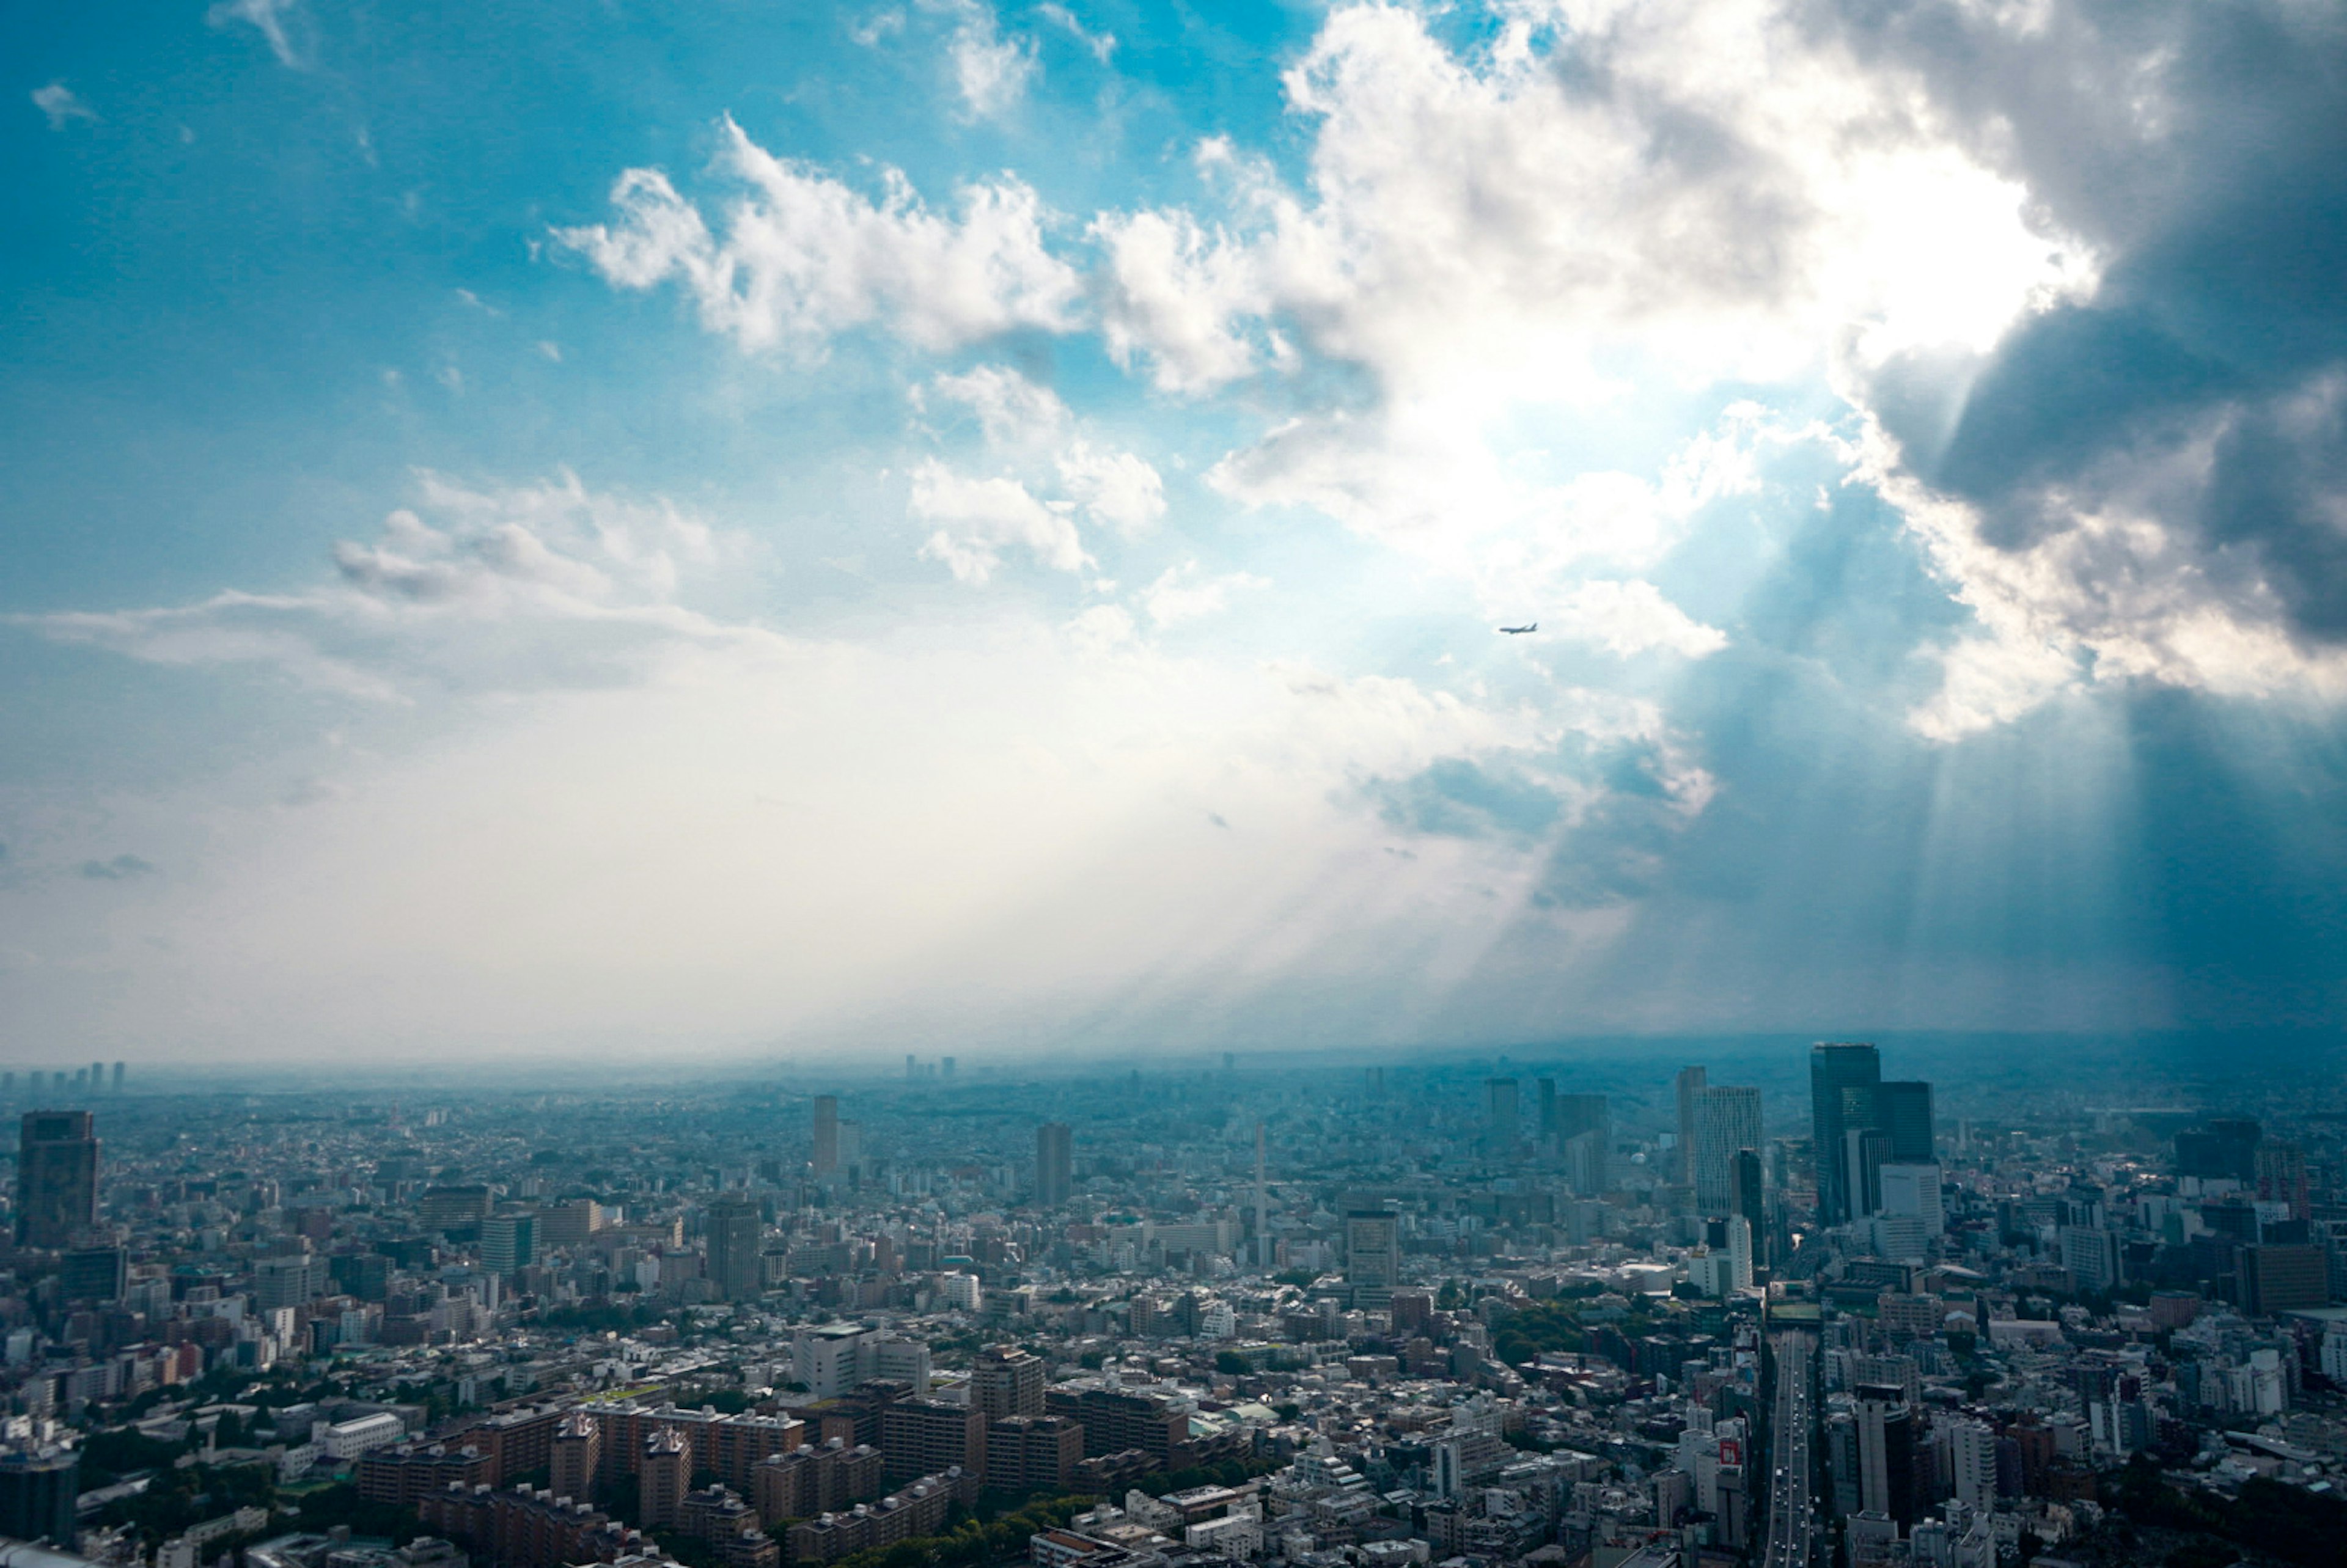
xmin=1373 ymin=757 xmax=1565 ymax=841
xmin=79 ymin=854 xmax=158 ymax=881
xmin=1823 ymin=0 xmax=2347 ymax=643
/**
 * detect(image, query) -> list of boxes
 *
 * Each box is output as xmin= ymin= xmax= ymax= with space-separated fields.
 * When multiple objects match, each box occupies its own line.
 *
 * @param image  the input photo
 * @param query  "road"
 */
xmin=1761 ymin=1330 xmax=1820 ymax=1568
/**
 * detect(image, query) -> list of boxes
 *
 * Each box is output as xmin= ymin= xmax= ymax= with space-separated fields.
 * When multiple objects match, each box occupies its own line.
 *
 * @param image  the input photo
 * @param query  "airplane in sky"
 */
xmin=1497 ymin=622 xmax=1537 ymax=634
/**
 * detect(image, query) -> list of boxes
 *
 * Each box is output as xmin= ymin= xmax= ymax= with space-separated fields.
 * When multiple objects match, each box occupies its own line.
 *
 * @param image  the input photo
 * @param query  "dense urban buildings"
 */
xmin=0 ymin=1041 xmax=2341 ymax=1568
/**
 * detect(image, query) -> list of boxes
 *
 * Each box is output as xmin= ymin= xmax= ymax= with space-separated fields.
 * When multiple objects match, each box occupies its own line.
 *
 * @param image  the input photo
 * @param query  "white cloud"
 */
xmin=10 ymin=472 xmax=743 ymax=701
xmin=1548 ymin=579 xmax=1727 ymax=659
xmin=31 ymin=82 xmax=97 ymax=130
xmin=909 ymin=460 xmax=1089 ymax=583
xmin=1057 ymin=442 xmax=1164 ymax=536
xmin=206 ymin=0 xmax=304 ymax=68
xmin=1038 ymin=2 xmax=1115 ymax=63
xmin=556 ymin=118 xmax=1080 ymax=355
xmin=1142 ymin=561 xmax=1268 ymax=628
xmin=916 ymin=365 xmax=1166 ymax=574
xmin=949 ymin=4 xmax=1037 ymax=120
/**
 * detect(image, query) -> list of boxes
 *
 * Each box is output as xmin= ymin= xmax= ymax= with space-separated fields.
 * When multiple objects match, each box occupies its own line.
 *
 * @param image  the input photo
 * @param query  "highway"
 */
xmin=1761 ymin=1330 xmax=1820 ymax=1568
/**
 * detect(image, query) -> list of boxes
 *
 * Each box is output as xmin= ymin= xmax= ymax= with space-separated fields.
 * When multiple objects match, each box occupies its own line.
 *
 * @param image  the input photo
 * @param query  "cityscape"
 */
xmin=0 ymin=1041 xmax=2338 ymax=1568
xmin=10 ymin=2 xmax=2347 ymax=1568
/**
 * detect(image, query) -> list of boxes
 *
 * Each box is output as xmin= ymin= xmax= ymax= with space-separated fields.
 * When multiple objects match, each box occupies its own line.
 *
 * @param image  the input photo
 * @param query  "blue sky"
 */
xmin=6 ymin=0 xmax=2346 ymax=1061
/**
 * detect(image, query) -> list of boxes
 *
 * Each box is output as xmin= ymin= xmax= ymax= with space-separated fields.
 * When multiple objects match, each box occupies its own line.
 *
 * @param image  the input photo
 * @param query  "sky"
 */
xmin=6 ymin=0 xmax=2347 ymax=1064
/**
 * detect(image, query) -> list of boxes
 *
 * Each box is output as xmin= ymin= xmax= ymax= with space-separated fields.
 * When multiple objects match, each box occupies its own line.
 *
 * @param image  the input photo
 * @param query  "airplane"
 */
xmin=1497 ymin=622 xmax=1537 ymax=634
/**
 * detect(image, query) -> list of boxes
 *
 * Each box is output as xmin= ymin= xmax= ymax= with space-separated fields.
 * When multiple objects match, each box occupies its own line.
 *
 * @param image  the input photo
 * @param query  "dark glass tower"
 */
xmin=1810 ymin=1042 xmax=1879 ymax=1226
xmin=16 ymin=1111 xmax=97 ymax=1248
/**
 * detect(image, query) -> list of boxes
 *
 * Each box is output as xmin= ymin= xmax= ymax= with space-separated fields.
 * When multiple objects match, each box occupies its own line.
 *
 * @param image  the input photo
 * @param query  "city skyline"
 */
xmin=7 ymin=0 xmax=2347 ymax=1061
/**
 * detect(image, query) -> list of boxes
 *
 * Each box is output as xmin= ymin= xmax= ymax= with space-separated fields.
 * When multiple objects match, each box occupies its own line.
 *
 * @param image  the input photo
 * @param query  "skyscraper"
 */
xmin=1035 ymin=1123 xmax=1073 ymax=1207
xmin=1877 ymin=1080 xmax=1935 ymax=1164
xmin=110 ymin=1063 xmax=124 ymax=1094
xmin=1855 ymin=1384 xmax=1919 ymax=1526
xmin=707 ymin=1193 xmax=763 ymax=1301
xmin=812 ymin=1096 xmax=840 ymax=1176
xmin=1485 ymin=1078 xmax=1519 ymax=1156
xmin=1810 ymin=1042 xmax=1881 ymax=1226
xmin=1345 ymin=1209 xmax=1399 ymax=1307
xmin=1691 ymin=1085 xmax=1762 ymax=1214
xmin=1675 ymin=1066 xmax=1708 ymax=1185
xmin=16 ymin=1112 xmax=97 ymax=1248
xmin=1732 ymin=1147 xmax=1765 ymax=1257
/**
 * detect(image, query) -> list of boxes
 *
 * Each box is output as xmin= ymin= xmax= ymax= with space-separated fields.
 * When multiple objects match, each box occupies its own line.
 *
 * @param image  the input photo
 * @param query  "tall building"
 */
xmin=1878 ymin=1164 xmax=1944 ymax=1238
xmin=1536 ymin=1079 xmax=1557 ymax=1143
xmin=1845 ymin=1127 xmax=1892 ymax=1220
xmin=1854 ymin=1384 xmax=1918 ymax=1527
xmin=1675 ymin=1066 xmax=1708 ymax=1186
xmin=1876 ymin=1081 xmax=1935 ymax=1164
xmin=1345 ymin=1209 xmax=1399 ymax=1308
xmin=1484 ymin=1078 xmax=1519 ymax=1156
xmin=551 ymin=1411 xmax=600 ymax=1503
xmin=111 ymin=1062 xmax=124 ymax=1094
xmin=972 ymin=1346 xmax=1045 ymax=1420
xmin=1732 ymin=1148 xmax=1765 ymax=1256
xmin=639 ymin=1428 xmax=691 ymax=1528
xmin=16 ymin=1111 xmax=97 ymax=1249
xmin=2177 ymin=1119 xmax=2261 ymax=1182
xmin=878 ymin=1399 xmax=985 ymax=1486
xmin=707 ymin=1195 xmax=763 ymax=1302
xmin=482 ymin=1213 xmax=537 ymax=1276
xmin=811 ymin=1097 xmax=840 ymax=1177
xmin=1810 ymin=1042 xmax=1881 ymax=1226
xmin=1035 ymin=1123 xmax=1073 ymax=1207
xmin=2256 ymin=1141 xmax=2310 ymax=1220
xmin=0 ymin=1448 xmax=78 ymax=1547
xmin=1691 ymin=1085 xmax=1762 ymax=1215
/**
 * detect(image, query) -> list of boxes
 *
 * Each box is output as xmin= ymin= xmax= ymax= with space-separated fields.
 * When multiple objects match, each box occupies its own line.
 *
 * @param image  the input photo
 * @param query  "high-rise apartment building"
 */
xmin=1035 ymin=1123 xmax=1073 ymax=1207
xmin=16 ymin=1111 xmax=97 ymax=1248
xmin=1810 ymin=1042 xmax=1881 ymax=1226
xmin=1691 ymin=1085 xmax=1762 ymax=1215
xmin=972 ymin=1346 xmax=1046 ymax=1420
xmin=1345 ymin=1209 xmax=1399 ymax=1308
xmin=707 ymin=1195 xmax=763 ymax=1302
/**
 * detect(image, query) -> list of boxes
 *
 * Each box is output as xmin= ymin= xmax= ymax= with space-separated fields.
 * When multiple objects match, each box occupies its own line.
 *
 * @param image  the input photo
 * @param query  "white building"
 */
xmin=318 ymin=1412 xmax=405 ymax=1459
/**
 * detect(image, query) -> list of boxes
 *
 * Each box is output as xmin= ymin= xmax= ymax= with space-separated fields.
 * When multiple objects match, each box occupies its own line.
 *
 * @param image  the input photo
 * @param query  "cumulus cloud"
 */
xmin=948 ymin=2 xmax=1037 ymax=120
xmin=1816 ymin=0 xmax=2347 ymax=731
xmin=1141 ymin=561 xmax=1267 ymax=628
xmin=31 ymin=82 xmax=97 ymax=130
xmin=910 ymin=461 xmax=1089 ymax=583
xmin=1550 ymin=580 xmax=1728 ymax=659
xmin=556 ymin=118 xmax=1079 ymax=356
xmin=914 ymin=365 xmax=1165 ymax=578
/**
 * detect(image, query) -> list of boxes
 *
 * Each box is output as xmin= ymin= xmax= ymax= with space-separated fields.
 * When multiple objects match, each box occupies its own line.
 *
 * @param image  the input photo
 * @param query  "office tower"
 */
xmin=59 ymin=1246 xmax=125 ymax=1303
xmin=1845 ymin=1127 xmax=1892 ymax=1220
xmin=2241 ymin=1244 xmax=2328 ymax=1316
xmin=70 ymin=1071 xmax=86 ymax=1097
xmin=1810 ymin=1042 xmax=1881 ymax=1225
xmin=482 ymin=1212 xmax=537 ymax=1276
xmin=1702 ymin=1215 xmax=1753 ymax=1292
xmin=16 ymin=1112 xmax=97 ymax=1249
xmin=972 ymin=1346 xmax=1046 ymax=1420
xmin=812 ymin=1096 xmax=840 ymax=1176
xmin=1691 ymin=1085 xmax=1762 ymax=1214
xmin=86 ymin=1063 xmax=101 ymax=1096
xmin=941 ymin=1057 xmax=955 ymax=1079
xmin=0 ymin=1448 xmax=78 ymax=1547
xmin=1553 ymin=1093 xmax=1607 ymax=1141
xmin=1535 ymin=1079 xmax=1557 ymax=1143
xmin=111 ymin=1063 xmax=123 ymax=1093
xmin=906 ymin=1054 xmax=917 ymax=1080
xmin=1035 ymin=1122 xmax=1073 ymax=1207
xmin=708 ymin=1194 xmax=763 ymax=1301
xmin=1560 ymin=1091 xmax=1611 ymax=1196
xmin=1485 ymin=1078 xmax=1520 ymax=1155
xmin=1854 ymin=1385 xmax=1919 ymax=1527
xmin=1878 ymin=1164 xmax=1944 ymax=1237
xmin=1876 ymin=1081 xmax=1934 ymax=1163
xmin=1675 ymin=1066 xmax=1708 ymax=1185
xmin=1345 ymin=1210 xmax=1399 ymax=1308
xmin=1732 ymin=1148 xmax=1765 ymax=1252
xmin=794 ymin=1324 xmax=872 ymax=1399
